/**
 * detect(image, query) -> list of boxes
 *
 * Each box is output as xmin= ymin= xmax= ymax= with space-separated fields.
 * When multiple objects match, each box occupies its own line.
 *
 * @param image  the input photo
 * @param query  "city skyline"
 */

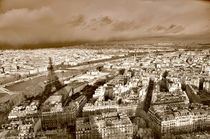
xmin=0 ymin=0 xmax=210 ymax=138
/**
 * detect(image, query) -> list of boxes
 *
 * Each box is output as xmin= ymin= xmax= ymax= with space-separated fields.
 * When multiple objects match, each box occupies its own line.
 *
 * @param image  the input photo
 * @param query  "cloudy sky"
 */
xmin=0 ymin=0 xmax=209 ymax=46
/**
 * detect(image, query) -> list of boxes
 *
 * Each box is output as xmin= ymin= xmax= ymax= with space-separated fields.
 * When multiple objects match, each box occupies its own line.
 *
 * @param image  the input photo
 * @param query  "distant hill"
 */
xmin=0 ymin=33 xmax=210 ymax=50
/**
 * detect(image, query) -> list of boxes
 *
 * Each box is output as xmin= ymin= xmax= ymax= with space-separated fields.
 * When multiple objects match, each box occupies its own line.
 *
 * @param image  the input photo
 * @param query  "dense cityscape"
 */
xmin=0 ymin=43 xmax=209 ymax=139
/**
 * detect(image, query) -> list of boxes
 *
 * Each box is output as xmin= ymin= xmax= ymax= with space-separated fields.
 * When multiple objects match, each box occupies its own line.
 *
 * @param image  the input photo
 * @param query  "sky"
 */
xmin=0 ymin=0 xmax=210 ymax=47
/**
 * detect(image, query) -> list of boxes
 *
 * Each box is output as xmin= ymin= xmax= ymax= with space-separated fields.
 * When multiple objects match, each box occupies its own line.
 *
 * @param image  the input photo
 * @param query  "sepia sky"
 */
xmin=0 ymin=0 xmax=210 ymax=46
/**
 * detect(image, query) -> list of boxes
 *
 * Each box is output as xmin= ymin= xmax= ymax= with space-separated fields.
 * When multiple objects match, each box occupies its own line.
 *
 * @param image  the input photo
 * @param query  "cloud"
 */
xmin=0 ymin=0 xmax=209 ymax=46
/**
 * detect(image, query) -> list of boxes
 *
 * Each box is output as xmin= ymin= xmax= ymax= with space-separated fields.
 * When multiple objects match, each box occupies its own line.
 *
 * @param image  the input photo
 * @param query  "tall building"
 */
xmin=203 ymin=79 xmax=210 ymax=93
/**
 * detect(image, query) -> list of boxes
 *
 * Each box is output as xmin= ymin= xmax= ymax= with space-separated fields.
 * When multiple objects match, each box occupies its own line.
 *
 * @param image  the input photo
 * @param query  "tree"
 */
xmin=96 ymin=66 xmax=103 ymax=72
xmin=1 ymin=66 xmax=5 ymax=73
xmin=117 ymin=98 xmax=122 ymax=105
xmin=162 ymin=71 xmax=168 ymax=78
xmin=119 ymin=69 xmax=125 ymax=75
